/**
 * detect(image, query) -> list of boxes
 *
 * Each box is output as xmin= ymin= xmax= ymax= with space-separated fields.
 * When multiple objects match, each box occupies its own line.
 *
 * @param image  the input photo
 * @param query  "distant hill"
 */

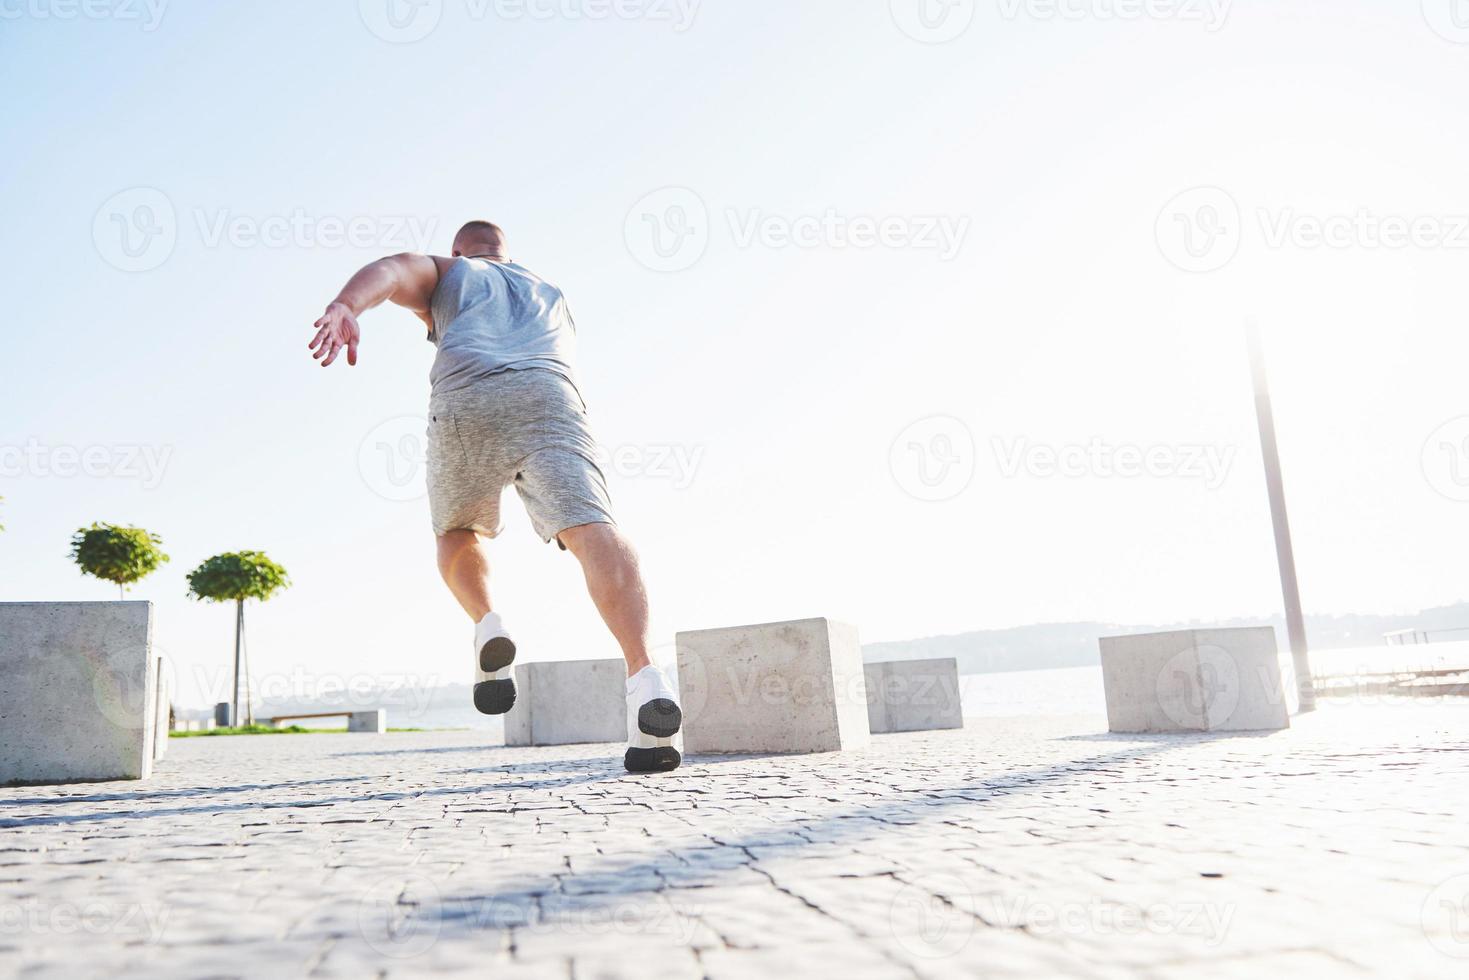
xmin=861 ymin=602 xmax=1469 ymax=675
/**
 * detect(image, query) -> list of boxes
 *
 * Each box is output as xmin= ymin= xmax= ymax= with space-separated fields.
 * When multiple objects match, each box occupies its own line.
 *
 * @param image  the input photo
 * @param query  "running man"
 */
xmin=308 ymin=221 xmax=682 ymax=773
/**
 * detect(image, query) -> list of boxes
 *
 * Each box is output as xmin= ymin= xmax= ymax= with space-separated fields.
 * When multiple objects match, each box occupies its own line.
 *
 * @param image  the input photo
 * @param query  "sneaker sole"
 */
xmin=473 ymin=677 xmax=516 ymax=715
xmin=624 ymin=746 xmax=681 ymax=773
xmin=479 ymin=636 xmax=517 ymax=674
xmin=637 ymin=698 xmax=682 ymax=739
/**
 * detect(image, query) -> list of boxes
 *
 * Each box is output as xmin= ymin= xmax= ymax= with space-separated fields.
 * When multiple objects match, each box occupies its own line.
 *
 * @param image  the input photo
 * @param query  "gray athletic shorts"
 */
xmin=426 ymin=368 xmax=615 ymax=544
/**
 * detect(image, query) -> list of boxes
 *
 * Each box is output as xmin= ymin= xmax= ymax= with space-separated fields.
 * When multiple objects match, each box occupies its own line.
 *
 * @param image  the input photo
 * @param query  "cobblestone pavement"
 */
xmin=2 ymin=703 xmax=1468 ymax=979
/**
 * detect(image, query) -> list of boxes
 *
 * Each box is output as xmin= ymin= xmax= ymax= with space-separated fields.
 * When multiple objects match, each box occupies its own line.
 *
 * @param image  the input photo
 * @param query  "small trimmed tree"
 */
xmin=187 ymin=551 xmax=291 ymax=726
xmin=69 ymin=522 xmax=169 ymax=598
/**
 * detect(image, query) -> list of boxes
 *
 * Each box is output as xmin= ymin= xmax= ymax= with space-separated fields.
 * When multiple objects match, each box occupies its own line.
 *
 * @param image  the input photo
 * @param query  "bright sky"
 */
xmin=3 ymin=0 xmax=1468 ymax=708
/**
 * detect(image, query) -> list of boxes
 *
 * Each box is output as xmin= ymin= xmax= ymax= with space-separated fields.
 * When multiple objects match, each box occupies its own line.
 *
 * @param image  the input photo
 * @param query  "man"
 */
xmin=308 ymin=220 xmax=682 ymax=773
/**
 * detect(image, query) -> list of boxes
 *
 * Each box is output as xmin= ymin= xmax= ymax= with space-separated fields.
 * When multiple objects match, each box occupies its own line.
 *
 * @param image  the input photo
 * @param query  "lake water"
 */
xmin=386 ymin=665 xmax=1112 ymax=736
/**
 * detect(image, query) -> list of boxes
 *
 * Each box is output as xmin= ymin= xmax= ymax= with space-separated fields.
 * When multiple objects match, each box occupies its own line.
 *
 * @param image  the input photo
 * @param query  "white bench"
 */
xmin=504 ymin=659 xmax=626 ymax=746
xmin=676 ymin=618 xmax=869 ymax=754
xmin=1099 ymin=627 xmax=1290 ymax=733
xmin=265 ymin=709 xmax=386 ymax=733
xmin=864 ymin=658 xmax=964 ymax=734
xmin=0 ymin=602 xmax=160 ymax=784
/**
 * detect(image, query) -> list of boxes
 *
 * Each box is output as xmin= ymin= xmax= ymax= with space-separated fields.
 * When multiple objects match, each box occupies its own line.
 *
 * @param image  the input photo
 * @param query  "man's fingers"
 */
xmin=322 ymin=340 xmax=341 ymax=367
xmin=346 ymin=337 xmax=358 ymax=366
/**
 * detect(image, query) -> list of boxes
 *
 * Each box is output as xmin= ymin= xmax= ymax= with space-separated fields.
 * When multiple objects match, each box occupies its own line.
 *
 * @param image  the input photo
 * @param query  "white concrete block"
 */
xmin=504 ymin=659 xmax=626 ymax=746
xmin=865 ymin=658 xmax=964 ymax=734
xmin=1099 ymin=627 xmax=1290 ymax=733
xmin=676 ymin=618 xmax=869 ymax=754
xmin=0 ymin=602 xmax=157 ymax=784
xmin=347 ymin=709 xmax=386 ymax=733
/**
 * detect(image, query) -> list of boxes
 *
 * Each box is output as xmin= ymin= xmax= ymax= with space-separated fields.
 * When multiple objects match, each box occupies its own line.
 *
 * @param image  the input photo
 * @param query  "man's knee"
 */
xmin=436 ymin=529 xmax=482 ymax=570
xmin=556 ymin=521 xmax=620 ymax=553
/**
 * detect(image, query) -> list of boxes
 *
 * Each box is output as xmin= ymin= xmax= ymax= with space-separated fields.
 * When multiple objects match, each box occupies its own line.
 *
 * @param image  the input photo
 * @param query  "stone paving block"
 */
xmin=0 ymin=601 xmax=157 ymax=784
xmin=864 ymin=657 xmax=964 ymax=734
xmin=676 ymin=617 xmax=869 ymax=754
xmin=1099 ymin=627 xmax=1290 ymax=733
xmin=503 ymin=659 xmax=626 ymax=747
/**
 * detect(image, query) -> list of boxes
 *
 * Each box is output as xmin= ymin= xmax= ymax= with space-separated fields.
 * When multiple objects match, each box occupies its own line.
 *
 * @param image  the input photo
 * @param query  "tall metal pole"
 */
xmin=1245 ymin=320 xmax=1315 ymax=712
xmin=232 ymin=598 xmax=243 ymax=727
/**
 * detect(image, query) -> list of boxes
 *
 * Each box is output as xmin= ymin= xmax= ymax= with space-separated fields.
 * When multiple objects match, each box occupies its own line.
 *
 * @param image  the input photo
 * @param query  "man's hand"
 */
xmin=309 ymin=302 xmax=361 ymax=367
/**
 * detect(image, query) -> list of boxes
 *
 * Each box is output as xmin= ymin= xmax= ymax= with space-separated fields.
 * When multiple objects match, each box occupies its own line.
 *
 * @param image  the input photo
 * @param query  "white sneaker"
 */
xmin=472 ymin=611 xmax=517 ymax=715
xmin=624 ymin=664 xmax=682 ymax=773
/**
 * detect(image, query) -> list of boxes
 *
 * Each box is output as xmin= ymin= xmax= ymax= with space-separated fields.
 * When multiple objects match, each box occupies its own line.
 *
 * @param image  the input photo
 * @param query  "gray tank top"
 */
xmin=427 ymin=258 xmax=580 ymax=396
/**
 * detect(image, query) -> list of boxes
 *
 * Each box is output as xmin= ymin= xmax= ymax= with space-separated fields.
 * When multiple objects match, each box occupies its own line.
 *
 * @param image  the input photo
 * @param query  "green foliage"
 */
xmin=69 ymin=522 xmax=169 ymax=591
xmin=186 ymin=551 xmax=290 ymax=603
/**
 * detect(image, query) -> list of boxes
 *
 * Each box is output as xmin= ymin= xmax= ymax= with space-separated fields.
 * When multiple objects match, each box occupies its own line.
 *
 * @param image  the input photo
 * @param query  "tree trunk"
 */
xmin=232 ymin=599 xmax=244 ymax=728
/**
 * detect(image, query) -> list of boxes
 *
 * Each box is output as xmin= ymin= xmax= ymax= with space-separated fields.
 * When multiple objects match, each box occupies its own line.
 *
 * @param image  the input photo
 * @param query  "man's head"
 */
xmin=451 ymin=220 xmax=508 ymax=260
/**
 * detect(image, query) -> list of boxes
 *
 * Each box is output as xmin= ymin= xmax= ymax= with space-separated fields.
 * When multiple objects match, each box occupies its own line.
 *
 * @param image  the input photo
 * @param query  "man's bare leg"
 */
xmin=437 ymin=530 xmax=493 ymax=621
xmin=556 ymin=523 xmax=652 ymax=676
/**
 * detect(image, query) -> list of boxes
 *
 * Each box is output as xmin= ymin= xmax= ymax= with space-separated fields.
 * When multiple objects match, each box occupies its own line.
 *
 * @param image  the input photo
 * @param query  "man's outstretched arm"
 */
xmin=309 ymin=253 xmax=442 ymax=367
